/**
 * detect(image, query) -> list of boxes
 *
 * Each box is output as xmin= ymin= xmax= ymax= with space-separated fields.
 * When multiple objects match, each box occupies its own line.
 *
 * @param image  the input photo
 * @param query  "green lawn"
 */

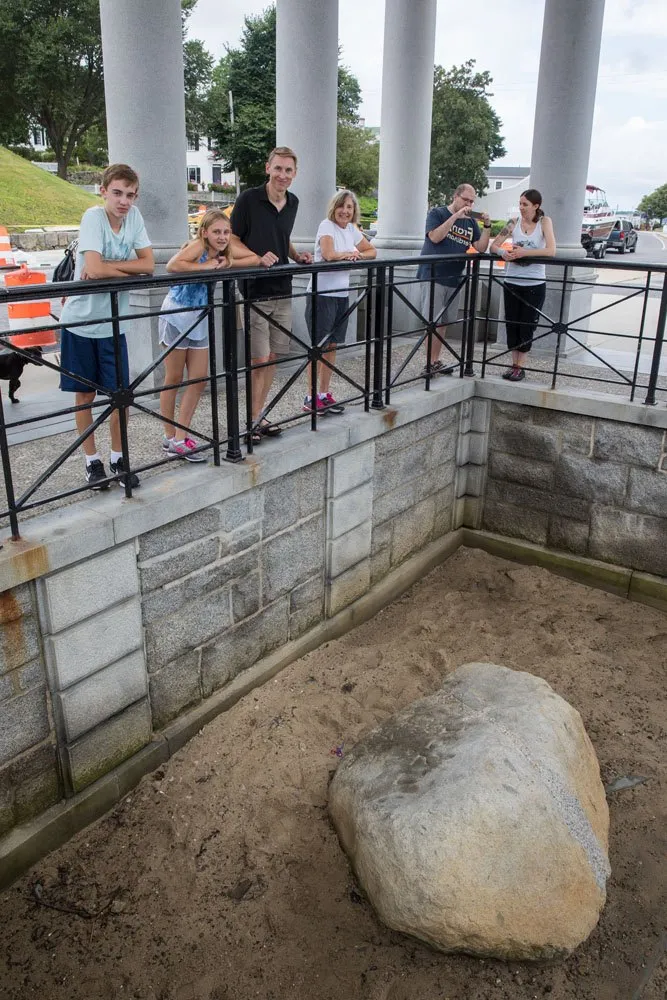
xmin=0 ymin=146 xmax=98 ymax=230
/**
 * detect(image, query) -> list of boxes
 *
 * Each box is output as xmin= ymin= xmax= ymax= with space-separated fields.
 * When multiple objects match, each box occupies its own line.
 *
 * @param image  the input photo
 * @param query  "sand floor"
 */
xmin=0 ymin=548 xmax=665 ymax=1000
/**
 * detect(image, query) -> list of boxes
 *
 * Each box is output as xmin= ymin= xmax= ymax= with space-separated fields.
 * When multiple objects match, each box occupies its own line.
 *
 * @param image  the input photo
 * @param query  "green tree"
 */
xmin=73 ymin=122 xmax=108 ymax=167
xmin=184 ymin=39 xmax=214 ymax=145
xmin=181 ymin=0 xmax=198 ymax=26
xmin=336 ymin=125 xmax=379 ymax=196
xmin=204 ymin=6 xmax=369 ymax=190
xmin=637 ymin=184 xmax=667 ymax=220
xmin=204 ymin=7 xmax=277 ymax=187
xmin=428 ymin=60 xmax=505 ymax=205
xmin=0 ymin=0 xmax=105 ymax=178
xmin=336 ymin=61 xmax=379 ymax=195
xmin=0 ymin=0 xmax=204 ymax=179
xmin=338 ymin=64 xmax=361 ymax=125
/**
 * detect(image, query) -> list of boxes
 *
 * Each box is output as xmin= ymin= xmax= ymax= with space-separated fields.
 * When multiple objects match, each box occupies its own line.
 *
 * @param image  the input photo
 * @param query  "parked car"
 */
xmin=606 ymin=219 xmax=638 ymax=254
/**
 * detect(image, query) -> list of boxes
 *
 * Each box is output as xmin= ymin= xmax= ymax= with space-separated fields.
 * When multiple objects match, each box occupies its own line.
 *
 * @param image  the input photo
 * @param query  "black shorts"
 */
xmin=305 ymin=294 xmax=349 ymax=347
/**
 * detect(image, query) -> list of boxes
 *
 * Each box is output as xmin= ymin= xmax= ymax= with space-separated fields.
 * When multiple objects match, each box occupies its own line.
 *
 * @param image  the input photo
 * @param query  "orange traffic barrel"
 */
xmin=4 ymin=264 xmax=56 ymax=347
xmin=0 ymin=227 xmax=14 ymax=267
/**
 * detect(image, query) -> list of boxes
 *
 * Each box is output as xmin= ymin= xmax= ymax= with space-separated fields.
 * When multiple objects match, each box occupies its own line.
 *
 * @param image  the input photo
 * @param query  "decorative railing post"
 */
xmin=222 ymin=277 xmax=242 ymax=462
xmin=644 ymin=273 xmax=667 ymax=406
xmin=111 ymin=290 xmax=133 ymax=498
xmin=372 ymin=264 xmax=386 ymax=409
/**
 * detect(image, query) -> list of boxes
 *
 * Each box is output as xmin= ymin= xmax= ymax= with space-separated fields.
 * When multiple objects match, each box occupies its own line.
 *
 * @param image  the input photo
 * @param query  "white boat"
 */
xmin=581 ymin=185 xmax=615 ymax=254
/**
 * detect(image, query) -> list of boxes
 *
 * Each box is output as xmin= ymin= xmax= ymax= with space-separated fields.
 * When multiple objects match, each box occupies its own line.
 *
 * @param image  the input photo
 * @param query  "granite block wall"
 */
xmin=139 ymin=463 xmax=326 ymax=728
xmin=370 ymin=405 xmax=461 ymax=586
xmin=0 ymin=583 xmax=60 ymax=836
xmin=483 ymin=402 xmax=667 ymax=576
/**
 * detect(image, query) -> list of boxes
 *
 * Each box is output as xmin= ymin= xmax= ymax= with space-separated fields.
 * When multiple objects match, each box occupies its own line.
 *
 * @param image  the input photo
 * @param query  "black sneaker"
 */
xmin=110 ymin=457 xmax=140 ymax=489
xmin=85 ymin=459 xmax=109 ymax=491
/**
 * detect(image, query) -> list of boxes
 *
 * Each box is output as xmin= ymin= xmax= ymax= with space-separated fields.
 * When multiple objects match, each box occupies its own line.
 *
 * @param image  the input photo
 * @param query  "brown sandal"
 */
xmin=260 ymin=420 xmax=282 ymax=437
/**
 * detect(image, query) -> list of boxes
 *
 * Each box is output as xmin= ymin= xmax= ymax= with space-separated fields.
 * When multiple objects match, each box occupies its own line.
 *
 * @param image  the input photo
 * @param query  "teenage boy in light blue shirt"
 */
xmin=60 ymin=163 xmax=154 ymax=489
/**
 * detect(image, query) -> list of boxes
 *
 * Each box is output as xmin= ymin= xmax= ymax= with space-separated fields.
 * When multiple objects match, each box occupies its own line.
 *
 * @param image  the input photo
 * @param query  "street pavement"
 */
xmin=620 ymin=229 xmax=667 ymax=265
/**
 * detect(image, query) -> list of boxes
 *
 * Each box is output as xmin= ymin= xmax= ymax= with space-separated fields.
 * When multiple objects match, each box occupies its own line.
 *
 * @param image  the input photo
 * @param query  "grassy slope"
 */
xmin=0 ymin=146 xmax=98 ymax=230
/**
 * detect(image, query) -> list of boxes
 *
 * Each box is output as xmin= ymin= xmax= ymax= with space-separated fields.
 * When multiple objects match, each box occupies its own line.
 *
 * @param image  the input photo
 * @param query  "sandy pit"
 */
xmin=0 ymin=547 xmax=665 ymax=1000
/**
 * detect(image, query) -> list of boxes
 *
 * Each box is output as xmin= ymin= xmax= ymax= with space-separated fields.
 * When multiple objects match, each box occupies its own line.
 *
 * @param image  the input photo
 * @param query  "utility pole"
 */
xmin=228 ymin=90 xmax=241 ymax=199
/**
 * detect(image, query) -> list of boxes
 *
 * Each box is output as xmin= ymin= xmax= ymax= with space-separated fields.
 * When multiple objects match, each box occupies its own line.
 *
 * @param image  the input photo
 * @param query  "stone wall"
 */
xmin=37 ymin=543 xmax=148 ymax=794
xmin=483 ymin=401 xmax=667 ymax=577
xmin=11 ymin=230 xmax=78 ymax=251
xmin=0 ymin=379 xmax=665 ymax=857
xmin=369 ymin=406 xmax=460 ymax=586
xmin=0 ymin=584 xmax=61 ymax=836
xmin=139 ymin=465 xmax=326 ymax=730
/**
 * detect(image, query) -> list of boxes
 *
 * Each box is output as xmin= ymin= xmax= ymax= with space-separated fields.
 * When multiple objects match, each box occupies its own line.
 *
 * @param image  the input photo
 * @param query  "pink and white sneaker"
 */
xmin=302 ymin=395 xmax=326 ymax=413
xmin=166 ymin=437 xmax=207 ymax=462
xmin=321 ymin=392 xmax=345 ymax=414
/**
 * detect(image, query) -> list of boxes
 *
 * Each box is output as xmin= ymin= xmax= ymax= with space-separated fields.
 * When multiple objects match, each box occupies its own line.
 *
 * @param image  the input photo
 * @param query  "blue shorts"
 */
xmin=60 ymin=329 xmax=130 ymax=394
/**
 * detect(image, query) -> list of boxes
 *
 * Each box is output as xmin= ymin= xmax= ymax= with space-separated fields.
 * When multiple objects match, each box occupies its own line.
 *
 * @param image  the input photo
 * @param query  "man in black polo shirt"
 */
xmin=230 ymin=146 xmax=312 ymax=441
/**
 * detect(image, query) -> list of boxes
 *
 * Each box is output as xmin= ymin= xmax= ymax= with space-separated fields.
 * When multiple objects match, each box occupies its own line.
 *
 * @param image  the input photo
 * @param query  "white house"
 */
xmin=485 ymin=165 xmax=530 ymax=192
xmin=27 ymin=128 xmax=234 ymax=191
xmin=186 ymin=136 xmax=235 ymax=190
xmin=477 ymin=165 xmax=532 ymax=219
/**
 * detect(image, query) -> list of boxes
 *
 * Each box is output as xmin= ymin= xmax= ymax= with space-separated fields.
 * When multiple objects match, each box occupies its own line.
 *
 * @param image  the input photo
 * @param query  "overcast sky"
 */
xmin=186 ymin=0 xmax=667 ymax=210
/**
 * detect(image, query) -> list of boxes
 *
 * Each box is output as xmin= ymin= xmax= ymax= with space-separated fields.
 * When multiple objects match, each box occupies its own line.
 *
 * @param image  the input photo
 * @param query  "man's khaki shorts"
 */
xmin=420 ymin=282 xmax=464 ymax=328
xmin=249 ymin=297 xmax=292 ymax=359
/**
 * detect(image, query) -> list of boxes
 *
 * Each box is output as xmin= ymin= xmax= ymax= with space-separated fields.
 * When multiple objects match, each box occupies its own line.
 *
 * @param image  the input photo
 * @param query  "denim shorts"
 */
xmin=59 ymin=328 xmax=129 ymax=394
xmin=159 ymin=319 xmax=209 ymax=351
xmin=305 ymin=294 xmax=349 ymax=346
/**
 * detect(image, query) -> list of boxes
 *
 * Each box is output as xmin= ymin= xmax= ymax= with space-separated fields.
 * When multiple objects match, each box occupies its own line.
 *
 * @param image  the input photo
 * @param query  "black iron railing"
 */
xmin=0 ymin=252 xmax=665 ymax=538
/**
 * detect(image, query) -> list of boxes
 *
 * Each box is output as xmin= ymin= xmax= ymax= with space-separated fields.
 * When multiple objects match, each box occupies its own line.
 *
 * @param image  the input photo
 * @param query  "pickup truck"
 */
xmin=606 ymin=219 xmax=638 ymax=254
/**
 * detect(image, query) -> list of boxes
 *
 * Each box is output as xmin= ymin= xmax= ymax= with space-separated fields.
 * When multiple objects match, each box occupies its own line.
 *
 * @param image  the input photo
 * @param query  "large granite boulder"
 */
xmin=329 ymin=662 xmax=610 ymax=960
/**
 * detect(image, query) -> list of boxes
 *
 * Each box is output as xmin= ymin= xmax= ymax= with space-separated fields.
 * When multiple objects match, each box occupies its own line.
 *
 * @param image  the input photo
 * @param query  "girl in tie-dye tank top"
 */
xmin=158 ymin=209 xmax=248 ymax=461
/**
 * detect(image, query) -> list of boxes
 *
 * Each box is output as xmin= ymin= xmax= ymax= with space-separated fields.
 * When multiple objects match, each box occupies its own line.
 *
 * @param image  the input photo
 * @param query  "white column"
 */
xmin=529 ymin=0 xmax=606 ymax=253
xmin=375 ymin=0 xmax=437 ymax=251
xmin=99 ymin=0 xmax=189 ymax=255
xmin=276 ymin=0 xmax=339 ymax=244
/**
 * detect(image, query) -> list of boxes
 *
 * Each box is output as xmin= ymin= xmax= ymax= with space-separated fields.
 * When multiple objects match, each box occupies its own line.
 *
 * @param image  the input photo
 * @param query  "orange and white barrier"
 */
xmin=3 ymin=264 xmax=56 ymax=348
xmin=0 ymin=227 xmax=14 ymax=268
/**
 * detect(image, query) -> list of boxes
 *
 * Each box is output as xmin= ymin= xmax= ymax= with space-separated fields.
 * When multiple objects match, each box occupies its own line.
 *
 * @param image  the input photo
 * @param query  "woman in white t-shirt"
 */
xmin=491 ymin=188 xmax=556 ymax=381
xmin=304 ymin=190 xmax=376 ymax=413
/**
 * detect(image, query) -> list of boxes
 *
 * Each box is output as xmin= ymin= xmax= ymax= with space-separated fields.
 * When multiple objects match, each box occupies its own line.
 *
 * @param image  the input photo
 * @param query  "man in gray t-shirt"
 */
xmin=417 ymin=183 xmax=491 ymax=376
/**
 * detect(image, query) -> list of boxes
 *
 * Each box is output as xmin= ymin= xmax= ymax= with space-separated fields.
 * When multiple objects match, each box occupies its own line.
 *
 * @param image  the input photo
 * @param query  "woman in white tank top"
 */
xmin=491 ymin=189 xmax=556 ymax=381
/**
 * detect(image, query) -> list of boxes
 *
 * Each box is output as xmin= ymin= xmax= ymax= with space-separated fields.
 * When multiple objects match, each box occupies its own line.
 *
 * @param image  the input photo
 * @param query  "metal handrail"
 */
xmin=0 ymin=252 xmax=664 ymax=539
